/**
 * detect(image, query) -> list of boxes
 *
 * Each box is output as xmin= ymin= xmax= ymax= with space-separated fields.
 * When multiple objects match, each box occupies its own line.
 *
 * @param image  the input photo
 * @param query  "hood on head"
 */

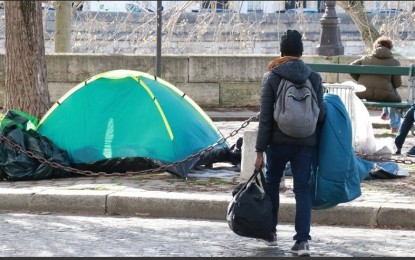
xmin=271 ymin=59 xmax=312 ymax=84
xmin=372 ymin=46 xmax=394 ymax=59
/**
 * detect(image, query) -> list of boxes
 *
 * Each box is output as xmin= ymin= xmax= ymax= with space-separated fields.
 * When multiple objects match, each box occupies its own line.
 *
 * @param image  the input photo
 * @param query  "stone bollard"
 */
xmin=241 ymin=130 xmax=286 ymax=190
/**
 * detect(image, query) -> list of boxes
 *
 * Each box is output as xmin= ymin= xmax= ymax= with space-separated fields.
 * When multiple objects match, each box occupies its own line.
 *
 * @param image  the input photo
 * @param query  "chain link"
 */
xmin=355 ymin=152 xmax=415 ymax=164
xmin=0 ymin=113 xmax=260 ymax=178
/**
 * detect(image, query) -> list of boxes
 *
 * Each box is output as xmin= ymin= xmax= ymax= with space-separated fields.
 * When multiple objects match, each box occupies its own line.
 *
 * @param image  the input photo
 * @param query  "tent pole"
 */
xmin=156 ymin=0 xmax=162 ymax=77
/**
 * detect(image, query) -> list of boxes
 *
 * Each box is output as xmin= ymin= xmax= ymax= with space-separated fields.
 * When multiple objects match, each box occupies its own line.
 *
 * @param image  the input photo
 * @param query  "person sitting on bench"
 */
xmin=349 ymin=36 xmax=402 ymax=133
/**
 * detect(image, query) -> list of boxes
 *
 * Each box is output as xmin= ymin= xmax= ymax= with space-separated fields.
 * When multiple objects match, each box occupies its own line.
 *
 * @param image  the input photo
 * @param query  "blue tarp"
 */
xmin=311 ymin=94 xmax=375 ymax=210
xmin=366 ymin=161 xmax=409 ymax=179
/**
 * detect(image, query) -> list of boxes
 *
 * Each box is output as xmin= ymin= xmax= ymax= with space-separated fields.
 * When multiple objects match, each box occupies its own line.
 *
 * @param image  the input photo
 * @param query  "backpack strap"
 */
xmin=275 ymin=78 xmax=286 ymax=98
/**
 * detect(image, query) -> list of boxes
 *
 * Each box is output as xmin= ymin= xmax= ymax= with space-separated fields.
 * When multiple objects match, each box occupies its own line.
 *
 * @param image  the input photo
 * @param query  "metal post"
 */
xmin=156 ymin=1 xmax=162 ymax=77
xmin=408 ymin=63 xmax=415 ymax=105
xmin=316 ymin=1 xmax=344 ymax=56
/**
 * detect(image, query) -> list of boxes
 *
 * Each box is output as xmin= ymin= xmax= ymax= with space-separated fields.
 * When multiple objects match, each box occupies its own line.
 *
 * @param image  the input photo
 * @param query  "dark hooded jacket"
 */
xmin=255 ymin=59 xmax=326 ymax=152
xmin=350 ymin=46 xmax=402 ymax=102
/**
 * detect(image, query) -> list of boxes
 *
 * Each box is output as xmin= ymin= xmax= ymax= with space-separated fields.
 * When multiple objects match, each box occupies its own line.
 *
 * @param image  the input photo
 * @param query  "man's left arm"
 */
xmin=311 ymin=72 xmax=326 ymax=123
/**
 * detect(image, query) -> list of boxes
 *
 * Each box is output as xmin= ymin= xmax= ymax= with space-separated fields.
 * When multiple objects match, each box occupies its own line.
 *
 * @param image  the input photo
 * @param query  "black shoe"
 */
xmin=407 ymin=146 xmax=415 ymax=157
xmin=204 ymin=163 xmax=213 ymax=169
xmin=395 ymin=149 xmax=401 ymax=155
xmin=262 ymin=232 xmax=277 ymax=246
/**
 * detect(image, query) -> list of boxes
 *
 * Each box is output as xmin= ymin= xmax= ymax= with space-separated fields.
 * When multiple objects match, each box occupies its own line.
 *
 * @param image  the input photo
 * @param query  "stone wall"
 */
xmin=0 ymin=54 xmax=414 ymax=109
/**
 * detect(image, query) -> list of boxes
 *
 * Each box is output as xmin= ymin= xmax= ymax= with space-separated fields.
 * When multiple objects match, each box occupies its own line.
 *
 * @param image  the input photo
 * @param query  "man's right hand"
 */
xmin=254 ymin=152 xmax=264 ymax=170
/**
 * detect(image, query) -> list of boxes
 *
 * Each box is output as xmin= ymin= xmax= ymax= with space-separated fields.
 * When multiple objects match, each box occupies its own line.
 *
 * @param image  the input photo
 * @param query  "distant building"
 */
xmin=82 ymin=1 xmax=129 ymax=12
xmin=79 ymin=1 xmax=414 ymax=14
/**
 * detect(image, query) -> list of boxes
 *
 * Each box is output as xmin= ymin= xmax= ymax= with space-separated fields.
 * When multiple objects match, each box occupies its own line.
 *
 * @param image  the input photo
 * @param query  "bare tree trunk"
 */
xmin=55 ymin=1 xmax=72 ymax=52
xmin=4 ymin=1 xmax=50 ymax=119
xmin=337 ymin=1 xmax=380 ymax=52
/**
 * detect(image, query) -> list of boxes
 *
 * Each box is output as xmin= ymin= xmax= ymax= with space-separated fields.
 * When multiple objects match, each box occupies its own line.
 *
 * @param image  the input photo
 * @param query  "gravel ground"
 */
xmin=359 ymin=127 xmax=415 ymax=197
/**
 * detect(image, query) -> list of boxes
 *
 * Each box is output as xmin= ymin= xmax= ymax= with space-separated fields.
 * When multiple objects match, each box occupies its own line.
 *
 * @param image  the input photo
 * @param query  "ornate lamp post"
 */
xmin=156 ymin=0 xmax=162 ymax=77
xmin=316 ymin=1 xmax=344 ymax=56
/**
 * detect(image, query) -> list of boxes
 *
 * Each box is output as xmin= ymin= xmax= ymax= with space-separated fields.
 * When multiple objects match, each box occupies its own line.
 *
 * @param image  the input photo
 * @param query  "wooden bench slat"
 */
xmin=306 ymin=63 xmax=415 ymax=76
xmin=362 ymin=101 xmax=412 ymax=108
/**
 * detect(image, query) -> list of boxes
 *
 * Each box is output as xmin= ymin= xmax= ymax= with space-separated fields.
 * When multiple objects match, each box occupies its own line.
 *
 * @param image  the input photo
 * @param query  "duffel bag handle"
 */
xmin=234 ymin=168 xmax=266 ymax=199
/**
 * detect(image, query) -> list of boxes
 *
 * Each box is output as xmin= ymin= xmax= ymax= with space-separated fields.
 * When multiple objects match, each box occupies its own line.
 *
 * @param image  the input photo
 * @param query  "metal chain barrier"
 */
xmin=0 ymin=113 xmax=260 ymax=178
xmin=2 ymin=111 xmax=414 ymax=179
xmin=355 ymin=152 xmax=415 ymax=164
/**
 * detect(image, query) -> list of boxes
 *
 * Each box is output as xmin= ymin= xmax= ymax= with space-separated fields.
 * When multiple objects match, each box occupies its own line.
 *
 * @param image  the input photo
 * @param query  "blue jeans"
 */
xmin=383 ymin=107 xmax=401 ymax=129
xmin=264 ymin=143 xmax=313 ymax=242
xmin=395 ymin=105 xmax=415 ymax=150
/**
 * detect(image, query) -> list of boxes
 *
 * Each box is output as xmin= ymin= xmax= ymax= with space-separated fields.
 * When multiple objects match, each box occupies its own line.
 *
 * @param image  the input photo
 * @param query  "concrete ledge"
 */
xmin=281 ymin=201 xmax=378 ymax=227
xmin=0 ymin=189 xmax=414 ymax=229
xmin=28 ymin=190 xmax=111 ymax=214
xmin=107 ymin=191 xmax=230 ymax=220
xmin=0 ymin=189 xmax=35 ymax=211
xmin=377 ymin=204 xmax=415 ymax=228
xmin=105 ymin=191 xmax=415 ymax=229
xmin=311 ymin=205 xmax=379 ymax=227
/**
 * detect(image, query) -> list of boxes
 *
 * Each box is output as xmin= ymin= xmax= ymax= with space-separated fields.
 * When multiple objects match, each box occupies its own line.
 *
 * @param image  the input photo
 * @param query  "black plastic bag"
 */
xmin=0 ymin=110 xmax=74 ymax=181
xmin=226 ymin=169 xmax=274 ymax=240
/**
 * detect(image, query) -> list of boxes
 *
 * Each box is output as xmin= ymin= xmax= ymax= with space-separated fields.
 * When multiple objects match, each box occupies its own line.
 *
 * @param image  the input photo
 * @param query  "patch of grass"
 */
xmin=110 ymin=179 xmax=123 ymax=185
xmin=193 ymin=180 xmax=209 ymax=185
xmin=63 ymin=186 xmax=111 ymax=191
xmin=90 ymin=186 xmax=111 ymax=191
xmin=399 ymin=163 xmax=415 ymax=174
xmin=374 ymin=132 xmax=396 ymax=138
xmin=185 ymin=177 xmax=237 ymax=186
xmin=131 ymin=176 xmax=149 ymax=182
xmin=208 ymin=177 xmax=235 ymax=185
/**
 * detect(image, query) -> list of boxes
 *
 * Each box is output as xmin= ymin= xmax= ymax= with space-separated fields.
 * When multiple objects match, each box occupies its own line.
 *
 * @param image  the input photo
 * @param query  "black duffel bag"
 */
xmin=226 ymin=169 xmax=274 ymax=240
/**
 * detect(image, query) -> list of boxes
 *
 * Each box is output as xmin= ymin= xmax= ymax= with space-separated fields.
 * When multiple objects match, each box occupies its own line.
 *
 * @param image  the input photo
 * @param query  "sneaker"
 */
xmin=407 ymin=146 xmax=415 ymax=157
xmin=291 ymin=241 xmax=310 ymax=256
xmin=262 ymin=232 xmax=277 ymax=246
xmin=391 ymin=127 xmax=399 ymax=134
xmin=380 ymin=112 xmax=390 ymax=121
xmin=204 ymin=163 xmax=213 ymax=169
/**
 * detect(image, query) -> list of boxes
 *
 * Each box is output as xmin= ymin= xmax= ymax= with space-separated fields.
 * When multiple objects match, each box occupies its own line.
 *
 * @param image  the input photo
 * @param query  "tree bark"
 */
xmin=55 ymin=1 xmax=72 ymax=52
xmin=4 ymin=1 xmax=50 ymax=119
xmin=336 ymin=1 xmax=380 ymax=51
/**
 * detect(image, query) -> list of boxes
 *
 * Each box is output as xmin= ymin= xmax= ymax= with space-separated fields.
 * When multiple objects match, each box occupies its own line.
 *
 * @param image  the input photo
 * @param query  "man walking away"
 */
xmin=254 ymin=29 xmax=326 ymax=256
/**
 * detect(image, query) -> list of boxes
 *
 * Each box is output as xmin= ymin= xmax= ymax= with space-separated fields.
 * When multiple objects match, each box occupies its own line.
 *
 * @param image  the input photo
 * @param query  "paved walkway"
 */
xmin=1 ymin=213 xmax=414 ymax=257
xmin=0 ymin=108 xmax=414 ymax=230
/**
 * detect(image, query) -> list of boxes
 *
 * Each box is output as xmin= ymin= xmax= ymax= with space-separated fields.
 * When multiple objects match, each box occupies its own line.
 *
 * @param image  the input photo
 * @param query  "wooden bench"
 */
xmin=306 ymin=63 xmax=415 ymax=109
xmin=306 ymin=63 xmax=415 ymax=135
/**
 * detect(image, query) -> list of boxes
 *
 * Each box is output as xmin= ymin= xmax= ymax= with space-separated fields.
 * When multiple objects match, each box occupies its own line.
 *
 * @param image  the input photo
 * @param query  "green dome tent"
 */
xmin=36 ymin=70 xmax=229 ymax=177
